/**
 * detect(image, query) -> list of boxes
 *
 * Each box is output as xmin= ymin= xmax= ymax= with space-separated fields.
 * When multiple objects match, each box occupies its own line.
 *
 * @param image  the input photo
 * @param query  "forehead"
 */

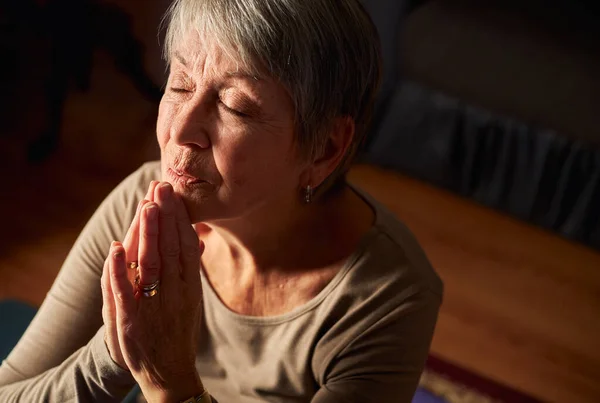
xmin=170 ymin=32 xmax=262 ymax=81
xmin=167 ymin=31 xmax=295 ymax=110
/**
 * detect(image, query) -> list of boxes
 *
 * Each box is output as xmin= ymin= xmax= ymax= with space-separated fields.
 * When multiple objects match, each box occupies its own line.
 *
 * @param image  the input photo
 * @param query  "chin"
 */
xmin=162 ymin=173 xmax=220 ymax=224
xmin=175 ymin=189 xmax=217 ymax=224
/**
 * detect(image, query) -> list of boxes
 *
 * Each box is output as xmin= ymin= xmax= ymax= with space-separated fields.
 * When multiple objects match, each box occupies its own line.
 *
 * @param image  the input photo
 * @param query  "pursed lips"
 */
xmin=167 ymin=167 xmax=208 ymax=186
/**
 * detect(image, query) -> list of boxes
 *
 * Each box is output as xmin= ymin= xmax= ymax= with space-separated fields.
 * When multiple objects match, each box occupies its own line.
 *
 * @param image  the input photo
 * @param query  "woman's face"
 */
xmin=157 ymin=37 xmax=305 ymax=224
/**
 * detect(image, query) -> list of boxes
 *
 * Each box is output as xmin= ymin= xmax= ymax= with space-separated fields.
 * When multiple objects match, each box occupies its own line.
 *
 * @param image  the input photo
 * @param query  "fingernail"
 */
xmin=146 ymin=204 xmax=158 ymax=220
xmin=160 ymin=182 xmax=173 ymax=195
xmin=111 ymin=241 xmax=124 ymax=259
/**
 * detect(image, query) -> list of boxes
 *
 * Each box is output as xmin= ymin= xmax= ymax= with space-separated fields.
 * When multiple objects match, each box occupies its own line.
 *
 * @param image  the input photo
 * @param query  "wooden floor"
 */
xmin=349 ymin=166 xmax=600 ymax=403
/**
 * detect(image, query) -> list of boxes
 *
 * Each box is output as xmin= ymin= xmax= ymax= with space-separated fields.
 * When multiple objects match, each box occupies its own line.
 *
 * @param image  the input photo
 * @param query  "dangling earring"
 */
xmin=304 ymin=185 xmax=313 ymax=204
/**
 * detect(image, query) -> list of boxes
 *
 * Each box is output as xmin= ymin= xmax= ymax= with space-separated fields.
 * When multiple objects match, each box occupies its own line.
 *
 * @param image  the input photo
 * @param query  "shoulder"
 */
xmin=311 ymin=188 xmax=443 ymax=383
xmin=368 ymin=199 xmax=443 ymax=297
xmin=340 ymin=187 xmax=443 ymax=301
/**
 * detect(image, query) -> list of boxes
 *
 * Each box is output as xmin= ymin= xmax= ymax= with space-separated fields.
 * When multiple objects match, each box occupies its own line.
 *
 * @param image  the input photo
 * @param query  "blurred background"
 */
xmin=0 ymin=0 xmax=599 ymax=402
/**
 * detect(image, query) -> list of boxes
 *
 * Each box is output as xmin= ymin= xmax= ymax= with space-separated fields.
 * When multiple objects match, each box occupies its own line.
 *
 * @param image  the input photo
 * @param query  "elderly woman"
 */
xmin=0 ymin=0 xmax=442 ymax=401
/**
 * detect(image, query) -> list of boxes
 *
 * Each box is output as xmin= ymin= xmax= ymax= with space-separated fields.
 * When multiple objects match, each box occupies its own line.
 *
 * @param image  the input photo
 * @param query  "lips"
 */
xmin=167 ymin=167 xmax=208 ymax=187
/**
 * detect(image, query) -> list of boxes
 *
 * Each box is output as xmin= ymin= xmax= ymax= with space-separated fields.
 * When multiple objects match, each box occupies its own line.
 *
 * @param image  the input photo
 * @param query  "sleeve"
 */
xmin=311 ymin=289 xmax=441 ymax=403
xmin=0 ymin=327 xmax=136 ymax=402
xmin=0 ymin=162 xmax=159 ymax=399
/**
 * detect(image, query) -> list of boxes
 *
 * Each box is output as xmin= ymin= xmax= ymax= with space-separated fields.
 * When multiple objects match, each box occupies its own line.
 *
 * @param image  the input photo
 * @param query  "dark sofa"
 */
xmin=361 ymin=0 xmax=600 ymax=249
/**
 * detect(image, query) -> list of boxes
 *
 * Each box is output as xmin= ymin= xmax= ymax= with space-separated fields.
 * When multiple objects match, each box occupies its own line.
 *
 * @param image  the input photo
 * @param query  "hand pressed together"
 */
xmin=101 ymin=181 xmax=206 ymax=403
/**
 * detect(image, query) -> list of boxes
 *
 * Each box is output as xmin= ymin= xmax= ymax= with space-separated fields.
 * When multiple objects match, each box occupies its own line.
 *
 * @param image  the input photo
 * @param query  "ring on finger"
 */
xmin=140 ymin=288 xmax=159 ymax=298
xmin=134 ymin=274 xmax=160 ymax=294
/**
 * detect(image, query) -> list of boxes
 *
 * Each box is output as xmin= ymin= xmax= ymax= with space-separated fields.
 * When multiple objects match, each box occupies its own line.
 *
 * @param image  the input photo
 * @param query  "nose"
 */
xmin=169 ymin=92 xmax=213 ymax=150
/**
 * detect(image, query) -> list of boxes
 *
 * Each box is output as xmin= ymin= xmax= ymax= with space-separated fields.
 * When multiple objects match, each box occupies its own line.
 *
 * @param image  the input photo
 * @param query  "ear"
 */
xmin=305 ymin=116 xmax=355 ymax=187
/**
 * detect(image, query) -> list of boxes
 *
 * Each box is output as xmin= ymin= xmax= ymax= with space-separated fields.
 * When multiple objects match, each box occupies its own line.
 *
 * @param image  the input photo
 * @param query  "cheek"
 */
xmin=217 ymin=134 xmax=299 ymax=197
xmin=156 ymin=100 xmax=173 ymax=148
xmin=213 ymin=138 xmax=253 ymax=187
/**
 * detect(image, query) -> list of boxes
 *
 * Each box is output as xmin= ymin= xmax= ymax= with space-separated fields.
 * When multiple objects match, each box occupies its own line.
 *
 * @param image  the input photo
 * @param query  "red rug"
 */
xmin=415 ymin=356 xmax=543 ymax=403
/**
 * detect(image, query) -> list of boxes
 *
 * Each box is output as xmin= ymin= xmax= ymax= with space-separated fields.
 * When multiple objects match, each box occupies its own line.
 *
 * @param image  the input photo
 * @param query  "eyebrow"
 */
xmin=174 ymin=51 xmax=189 ymax=68
xmin=173 ymin=51 xmax=261 ymax=81
xmin=225 ymin=71 xmax=261 ymax=81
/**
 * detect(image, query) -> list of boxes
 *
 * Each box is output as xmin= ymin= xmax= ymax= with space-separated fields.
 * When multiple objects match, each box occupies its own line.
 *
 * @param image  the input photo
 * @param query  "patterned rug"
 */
xmin=414 ymin=356 xmax=542 ymax=403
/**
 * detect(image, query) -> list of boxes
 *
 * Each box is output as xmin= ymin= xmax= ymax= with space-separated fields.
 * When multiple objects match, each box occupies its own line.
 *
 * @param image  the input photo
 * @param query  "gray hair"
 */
xmin=162 ymin=0 xmax=381 ymax=195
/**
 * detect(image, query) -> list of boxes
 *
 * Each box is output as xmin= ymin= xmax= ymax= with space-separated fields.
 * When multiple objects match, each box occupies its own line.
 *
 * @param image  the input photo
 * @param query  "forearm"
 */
xmin=0 ymin=327 xmax=135 ymax=402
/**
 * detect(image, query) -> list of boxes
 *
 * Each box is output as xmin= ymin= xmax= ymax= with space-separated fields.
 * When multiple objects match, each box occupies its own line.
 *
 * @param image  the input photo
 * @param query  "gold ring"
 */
xmin=141 ymin=288 xmax=159 ymax=298
xmin=140 ymin=280 xmax=160 ymax=292
xmin=127 ymin=261 xmax=139 ymax=270
xmin=134 ymin=274 xmax=160 ymax=294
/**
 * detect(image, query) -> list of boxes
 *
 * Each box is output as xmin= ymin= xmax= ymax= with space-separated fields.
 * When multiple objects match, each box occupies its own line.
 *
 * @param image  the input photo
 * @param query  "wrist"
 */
xmin=142 ymin=372 xmax=205 ymax=403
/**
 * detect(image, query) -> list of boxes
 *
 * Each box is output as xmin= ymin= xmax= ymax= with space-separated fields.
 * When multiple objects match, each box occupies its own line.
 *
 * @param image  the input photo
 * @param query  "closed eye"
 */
xmin=218 ymin=100 xmax=250 ymax=118
xmin=170 ymin=87 xmax=192 ymax=93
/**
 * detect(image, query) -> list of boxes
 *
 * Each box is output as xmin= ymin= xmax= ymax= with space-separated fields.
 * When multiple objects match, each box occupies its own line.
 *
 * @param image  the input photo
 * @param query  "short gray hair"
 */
xmin=162 ymin=0 xmax=381 ymax=194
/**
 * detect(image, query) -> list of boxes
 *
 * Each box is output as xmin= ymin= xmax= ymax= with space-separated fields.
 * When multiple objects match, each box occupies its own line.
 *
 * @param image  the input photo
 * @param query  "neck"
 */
xmin=196 ymin=185 xmax=373 ymax=275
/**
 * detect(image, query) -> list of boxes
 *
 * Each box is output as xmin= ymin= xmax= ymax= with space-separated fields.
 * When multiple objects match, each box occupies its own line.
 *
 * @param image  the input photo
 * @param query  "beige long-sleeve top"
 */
xmin=0 ymin=161 xmax=443 ymax=403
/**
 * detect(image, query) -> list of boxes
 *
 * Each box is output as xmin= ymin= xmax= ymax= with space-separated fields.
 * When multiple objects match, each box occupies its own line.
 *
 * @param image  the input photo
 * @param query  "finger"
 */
xmin=138 ymin=202 xmax=161 ymax=286
xmin=173 ymin=193 xmax=202 ymax=285
xmin=109 ymin=242 xmax=136 ymax=325
xmin=155 ymin=182 xmax=180 ymax=292
xmin=122 ymin=199 xmax=149 ymax=265
xmin=122 ymin=181 xmax=159 ymax=258
xmin=125 ymin=180 xmax=159 ymax=252
xmin=102 ymin=246 xmax=127 ymax=368
xmin=145 ymin=180 xmax=159 ymax=201
xmin=101 ymin=255 xmax=115 ymax=330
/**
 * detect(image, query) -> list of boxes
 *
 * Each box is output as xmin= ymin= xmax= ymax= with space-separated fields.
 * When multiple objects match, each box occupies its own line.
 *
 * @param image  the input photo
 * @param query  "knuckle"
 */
xmin=185 ymin=226 xmax=199 ymax=240
xmin=141 ymin=228 xmax=158 ymax=241
xmin=101 ymin=274 xmax=111 ymax=292
xmin=160 ymin=207 xmax=176 ymax=218
xmin=121 ymin=322 xmax=137 ymax=340
xmin=113 ymin=290 xmax=129 ymax=304
xmin=143 ymin=267 xmax=160 ymax=280
xmin=139 ymin=256 xmax=160 ymax=271
xmin=181 ymin=247 xmax=199 ymax=263
xmin=161 ymin=242 xmax=180 ymax=258
xmin=180 ymin=230 xmax=198 ymax=246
